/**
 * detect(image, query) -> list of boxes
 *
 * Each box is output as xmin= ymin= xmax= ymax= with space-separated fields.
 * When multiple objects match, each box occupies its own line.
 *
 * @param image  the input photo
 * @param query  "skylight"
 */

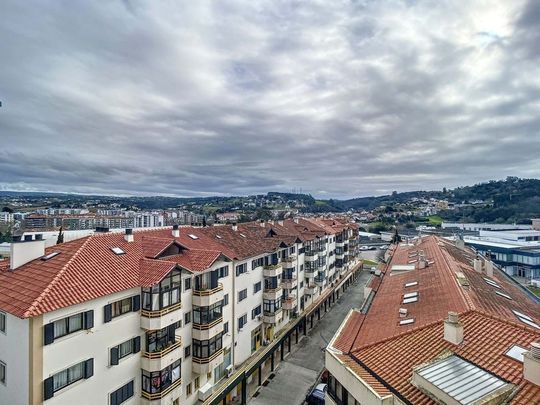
xmin=41 ymin=252 xmax=60 ymax=261
xmin=483 ymin=277 xmax=501 ymax=288
xmin=495 ymin=291 xmax=512 ymax=300
xmin=240 ymin=233 xmax=246 ymax=238
xmin=404 ymin=292 xmax=418 ymax=299
xmin=404 ymin=281 xmax=418 ymax=287
xmin=216 ymin=235 xmax=222 ymax=239
xmin=110 ymin=247 xmax=125 ymax=255
xmin=400 ymin=318 xmax=415 ymax=325
xmin=512 ymin=310 xmax=540 ymax=329
xmin=188 ymin=234 xmax=199 ymax=240
xmin=505 ymin=345 xmax=528 ymax=362
xmin=403 ymin=296 xmax=418 ymax=304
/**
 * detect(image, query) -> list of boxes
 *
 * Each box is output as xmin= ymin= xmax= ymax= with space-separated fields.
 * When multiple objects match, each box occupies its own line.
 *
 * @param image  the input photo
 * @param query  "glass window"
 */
xmin=141 ymin=359 xmax=181 ymax=395
xmin=53 ymin=313 xmax=84 ymax=339
xmin=110 ymin=380 xmax=134 ymax=405
xmin=0 ymin=361 xmax=5 ymax=385
xmin=142 ymin=270 xmax=182 ymax=311
xmin=53 ymin=361 xmax=85 ymax=392
xmin=0 ymin=312 xmax=5 ymax=333
xmin=193 ymin=333 xmax=223 ymax=359
xmin=112 ymin=298 xmax=132 ymax=318
xmin=118 ymin=340 xmax=133 ymax=359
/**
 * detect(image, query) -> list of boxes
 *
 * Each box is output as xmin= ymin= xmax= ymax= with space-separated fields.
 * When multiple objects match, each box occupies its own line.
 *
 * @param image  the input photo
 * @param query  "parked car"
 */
xmin=368 ymin=246 xmax=377 ymax=250
xmin=306 ymin=383 xmax=327 ymax=405
xmin=360 ymin=245 xmax=369 ymax=251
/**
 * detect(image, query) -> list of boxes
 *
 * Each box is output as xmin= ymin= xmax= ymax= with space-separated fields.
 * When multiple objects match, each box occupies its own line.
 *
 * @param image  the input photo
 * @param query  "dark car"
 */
xmin=306 ymin=383 xmax=327 ymax=405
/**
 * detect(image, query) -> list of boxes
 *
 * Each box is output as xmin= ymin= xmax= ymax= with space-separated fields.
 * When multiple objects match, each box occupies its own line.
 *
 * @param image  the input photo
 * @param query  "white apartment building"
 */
xmin=0 ymin=218 xmax=360 ymax=405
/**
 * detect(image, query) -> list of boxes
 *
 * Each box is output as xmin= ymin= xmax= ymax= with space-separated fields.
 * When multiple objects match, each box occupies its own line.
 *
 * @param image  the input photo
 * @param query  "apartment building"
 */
xmin=0 ymin=218 xmax=360 ymax=405
xmin=325 ymin=236 xmax=540 ymax=404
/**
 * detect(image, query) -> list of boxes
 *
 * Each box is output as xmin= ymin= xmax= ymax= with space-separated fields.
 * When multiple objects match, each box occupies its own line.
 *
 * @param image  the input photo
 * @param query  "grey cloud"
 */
xmin=0 ymin=0 xmax=539 ymax=199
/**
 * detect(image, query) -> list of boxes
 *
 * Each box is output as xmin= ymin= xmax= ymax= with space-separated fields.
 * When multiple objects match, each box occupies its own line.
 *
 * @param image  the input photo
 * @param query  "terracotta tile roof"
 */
xmin=330 ymin=236 xmax=540 ymax=404
xmin=164 ymin=250 xmax=223 ymax=272
xmin=139 ymin=258 xmax=176 ymax=288
xmin=0 ymin=227 xmax=232 ymax=318
xmin=336 ymin=354 xmax=391 ymax=397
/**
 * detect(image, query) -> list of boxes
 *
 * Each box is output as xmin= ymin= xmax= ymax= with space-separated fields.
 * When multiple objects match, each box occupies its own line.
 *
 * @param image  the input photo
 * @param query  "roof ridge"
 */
xmin=23 ymin=235 xmax=93 ymax=318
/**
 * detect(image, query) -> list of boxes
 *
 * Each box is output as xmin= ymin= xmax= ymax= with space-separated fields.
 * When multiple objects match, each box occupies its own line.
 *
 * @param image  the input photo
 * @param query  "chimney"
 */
xmin=418 ymin=254 xmax=427 ymax=269
xmin=278 ymin=220 xmax=284 ymax=226
xmin=485 ymin=258 xmax=494 ymax=278
xmin=524 ymin=342 xmax=540 ymax=386
xmin=399 ymin=308 xmax=408 ymax=318
xmin=444 ymin=311 xmax=463 ymax=345
xmin=455 ymin=236 xmax=465 ymax=250
xmin=124 ymin=228 xmax=134 ymax=243
xmin=473 ymin=255 xmax=483 ymax=273
xmin=10 ymin=235 xmax=46 ymax=271
xmin=232 ymin=223 xmax=238 ymax=232
xmin=172 ymin=224 xmax=180 ymax=238
xmin=259 ymin=220 xmax=265 ymax=228
xmin=293 ymin=218 xmax=299 ymax=224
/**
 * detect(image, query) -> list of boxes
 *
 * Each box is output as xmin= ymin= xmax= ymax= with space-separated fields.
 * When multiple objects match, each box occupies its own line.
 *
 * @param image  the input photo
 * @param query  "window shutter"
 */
xmin=44 ymin=323 xmax=55 ymax=345
xmin=132 ymin=336 xmax=141 ymax=354
xmin=110 ymin=347 xmax=119 ymax=366
xmin=104 ymin=304 xmax=112 ymax=323
xmin=43 ymin=376 xmax=54 ymax=400
xmin=132 ymin=295 xmax=141 ymax=312
xmin=84 ymin=358 xmax=94 ymax=378
xmin=84 ymin=310 xmax=94 ymax=329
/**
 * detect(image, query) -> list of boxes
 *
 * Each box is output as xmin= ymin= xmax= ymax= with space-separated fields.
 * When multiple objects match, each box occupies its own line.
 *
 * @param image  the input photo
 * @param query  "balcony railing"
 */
xmin=143 ymin=336 xmax=182 ymax=359
xmin=193 ymin=317 xmax=223 ymax=330
xmin=281 ymin=255 xmax=296 ymax=263
xmin=263 ymin=263 xmax=282 ymax=270
xmin=193 ymin=348 xmax=224 ymax=365
xmin=141 ymin=302 xmax=182 ymax=318
xmin=193 ymin=283 xmax=223 ymax=297
xmin=142 ymin=378 xmax=182 ymax=401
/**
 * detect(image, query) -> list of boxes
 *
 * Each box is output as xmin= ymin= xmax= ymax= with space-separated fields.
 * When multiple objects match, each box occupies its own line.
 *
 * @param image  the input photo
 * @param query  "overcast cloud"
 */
xmin=1 ymin=0 xmax=539 ymax=198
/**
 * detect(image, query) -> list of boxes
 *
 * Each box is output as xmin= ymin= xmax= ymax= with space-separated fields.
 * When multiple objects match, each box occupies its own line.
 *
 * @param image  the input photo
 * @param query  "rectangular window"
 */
xmin=110 ymin=337 xmax=140 ymax=366
xmin=184 ymin=312 xmax=191 ymax=325
xmin=238 ymin=289 xmax=247 ymax=302
xmin=251 ymin=305 xmax=262 ymax=319
xmin=236 ymin=263 xmax=248 ymax=276
xmin=141 ymin=359 xmax=181 ymax=396
xmin=146 ymin=325 xmax=177 ymax=354
xmin=193 ymin=302 xmax=223 ymax=326
xmin=186 ymin=382 xmax=192 ymax=396
xmin=300 ymin=281 xmax=304 ymax=289
xmin=110 ymin=380 xmax=134 ymax=405
xmin=112 ymin=297 xmax=132 ymax=318
xmin=223 ymin=322 xmax=229 ymax=334
xmin=195 ymin=377 xmax=200 ymax=390
xmin=223 ymin=294 xmax=229 ymax=306
xmin=44 ymin=359 xmax=93 ymax=399
xmin=217 ymin=266 xmax=229 ymax=279
xmin=184 ymin=278 xmax=192 ymax=291
xmin=53 ymin=313 xmax=83 ymax=339
xmin=0 ymin=312 xmax=5 ymax=333
xmin=238 ymin=314 xmax=247 ymax=329
xmin=184 ymin=345 xmax=191 ymax=358
xmin=0 ymin=361 xmax=5 ymax=385
xmin=253 ymin=282 xmax=262 ymax=294
xmin=193 ymin=333 xmax=223 ymax=359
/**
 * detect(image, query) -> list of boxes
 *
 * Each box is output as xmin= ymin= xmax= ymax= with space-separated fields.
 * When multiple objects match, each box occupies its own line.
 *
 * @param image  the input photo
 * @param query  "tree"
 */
xmin=391 ymin=227 xmax=401 ymax=244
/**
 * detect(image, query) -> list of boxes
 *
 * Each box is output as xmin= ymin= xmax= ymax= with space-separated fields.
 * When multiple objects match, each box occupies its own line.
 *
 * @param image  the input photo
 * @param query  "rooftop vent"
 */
xmin=124 ymin=228 xmax=134 ymax=243
xmin=399 ymin=308 xmax=408 ymax=318
xmin=444 ymin=311 xmax=463 ymax=345
xmin=172 ymin=224 xmax=180 ymax=238
xmin=41 ymin=252 xmax=60 ymax=261
xmin=505 ymin=344 xmax=528 ymax=362
xmin=524 ymin=342 xmax=540 ymax=386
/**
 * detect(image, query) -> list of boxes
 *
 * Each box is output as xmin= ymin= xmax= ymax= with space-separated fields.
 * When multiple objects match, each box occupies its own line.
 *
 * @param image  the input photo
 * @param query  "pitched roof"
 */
xmin=330 ymin=236 xmax=540 ymax=404
xmin=164 ymin=250 xmax=223 ymax=272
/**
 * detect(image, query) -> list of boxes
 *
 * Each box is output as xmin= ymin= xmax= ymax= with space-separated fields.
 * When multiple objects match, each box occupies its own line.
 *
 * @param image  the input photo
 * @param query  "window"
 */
xmin=184 ymin=278 xmax=192 ymax=291
xmin=484 ymin=278 xmax=501 ymax=288
xmin=300 ymin=264 xmax=304 ymax=272
xmin=223 ymin=294 xmax=229 ymax=306
xmin=404 ymin=281 xmax=418 ymax=287
xmin=400 ymin=318 xmax=415 ymax=325
xmin=193 ymin=302 xmax=223 ymax=326
xmin=43 ymin=359 xmax=93 ymax=400
xmin=188 ymin=234 xmax=199 ymax=240
xmin=496 ymin=291 xmax=512 ymax=300
xmin=252 ymin=305 xmax=262 ymax=320
xmin=111 ymin=247 xmax=125 ymax=255
xmin=186 ymin=382 xmax=192 ymax=397
xmin=184 ymin=312 xmax=191 ymax=325
xmin=142 ymin=359 xmax=181 ymax=395
xmin=44 ymin=311 xmax=94 ymax=344
xmin=141 ymin=269 xmax=181 ymax=312
xmin=403 ymin=297 xmax=418 ymax=304
xmin=110 ymin=380 xmax=134 ymax=405
xmin=253 ymin=282 xmax=262 ymax=294
xmin=223 ymin=322 xmax=229 ymax=334
xmin=251 ymin=257 xmax=264 ymax=269
xmin=146 ymin=325 xmax=177 ymax=354
xmin=236 ymin=263 xmax=248 ymax=276
xmin=104 ymin=295 xmax=140 ymax=323
xmin=207 ymin=371 xmax=212 ymax=380
xmin=238 ymin=289 xmax=248 ymax=302
xmin=238 ymin=314 xmax=247 ymax=329
xmin=184 ymin=345 xmax=191 ymax=358
xmin=193 ymin=333 xmax=223 ymax=359
xmin=217 ymin=266 xmax=229 ymax=279
xmin=300 ymin=281 xmax=304 ymax=289
xmin=195 ymin=377 xmax=200 ymax=390
xmin=0 ymin=361 xmax=5 ymax=385
xmin=513 ymin=310 xmax=540 ymax=329
xmin=111 ymin=337 xmax=140 ymax=365
xmin=263 ymin=299 xmax=282 ymax=314
xmin=0 ymin=312 xmax=5 ymax=334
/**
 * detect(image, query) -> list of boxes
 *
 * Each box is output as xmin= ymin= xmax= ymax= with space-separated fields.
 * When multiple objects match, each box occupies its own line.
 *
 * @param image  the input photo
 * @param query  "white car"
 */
xmin=360 ymin=245 xmax=369 ymax=251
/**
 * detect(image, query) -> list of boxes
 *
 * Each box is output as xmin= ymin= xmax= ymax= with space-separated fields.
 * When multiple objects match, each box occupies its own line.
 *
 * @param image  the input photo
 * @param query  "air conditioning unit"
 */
xmin=226 ymin=365 xmax=234 ymax=377
xmin=198 ymin=382 xmax=214 ymax=401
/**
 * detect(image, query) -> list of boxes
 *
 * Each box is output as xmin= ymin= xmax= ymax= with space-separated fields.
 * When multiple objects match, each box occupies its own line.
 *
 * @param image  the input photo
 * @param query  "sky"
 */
xmin=1 ymin=0 xmax=539 ymax=199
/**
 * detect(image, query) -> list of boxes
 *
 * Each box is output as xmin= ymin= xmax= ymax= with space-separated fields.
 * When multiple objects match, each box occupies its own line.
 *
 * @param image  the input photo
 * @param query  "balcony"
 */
xmin=304 ymin=266 xmax=316 ymax=277
xmin=192 ymin=348 xmax=224 ymax=375
xmin=304 ymin=251 xmax=319 ymax=261
xmin=305 ymin=284 xmax=318 ymax=295
xmin=282 ymin=296 xmax=297 ymax=310
xmin=281 ymin=276 xmax=297 ymax=289
xmin=192 ymin=283 xmax=224 ymax=307
xmin=263 ymin=286 xmax=283 ymax=301
xmin=141 ymin=336 xmax=183 ymax=372
xmin=263 ymin=264 xmax=283 ymax=277
xmin=263 ymin=308 xmax=283 ymax=324
xmin=141 ymin=378 xmax=182 ymax=404
xmin=281 ymin=255 xmax=296 ymax=263
xmin=192 ymin=317 xmax=224 ymax=341
xmin=141 ymin=302 xmax=183 ymax=330
xmin=315 ymin=275 xmax=326 ymax=287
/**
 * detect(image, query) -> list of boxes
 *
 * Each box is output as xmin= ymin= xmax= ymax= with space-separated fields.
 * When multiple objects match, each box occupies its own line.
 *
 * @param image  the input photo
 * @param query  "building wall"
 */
xmin=0 ymin=312 xmax=29 ymax=405
xmin=41 ymin=288 xmax=141 ymax=405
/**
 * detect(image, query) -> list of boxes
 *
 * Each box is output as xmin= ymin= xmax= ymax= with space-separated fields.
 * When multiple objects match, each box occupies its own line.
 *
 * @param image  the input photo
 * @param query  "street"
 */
xmin=249 ymin=269 xmax=372 ymax=405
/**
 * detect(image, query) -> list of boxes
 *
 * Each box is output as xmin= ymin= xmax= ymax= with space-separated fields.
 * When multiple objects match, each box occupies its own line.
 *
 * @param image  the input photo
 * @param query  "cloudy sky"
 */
xmin=1 ymin=1 xmax=539 ymax=199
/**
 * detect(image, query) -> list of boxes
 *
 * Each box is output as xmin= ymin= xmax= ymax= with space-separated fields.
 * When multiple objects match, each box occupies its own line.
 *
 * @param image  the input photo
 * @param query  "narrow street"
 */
xmin=249 ymin=269 xmax=371 ymax=405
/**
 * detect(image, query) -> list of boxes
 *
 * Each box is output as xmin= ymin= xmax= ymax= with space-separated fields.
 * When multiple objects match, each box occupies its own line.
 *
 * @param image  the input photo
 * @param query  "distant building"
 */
xmin=442 ymin=222 xmax=532 ymax=232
